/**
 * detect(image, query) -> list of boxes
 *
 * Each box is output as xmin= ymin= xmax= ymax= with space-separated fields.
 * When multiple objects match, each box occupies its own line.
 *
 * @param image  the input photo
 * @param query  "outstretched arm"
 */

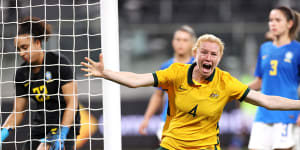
xmin=81 ymin=53 xmax=154 ymax=88
xmin=245 ymin=90 xmax=300 ymax=110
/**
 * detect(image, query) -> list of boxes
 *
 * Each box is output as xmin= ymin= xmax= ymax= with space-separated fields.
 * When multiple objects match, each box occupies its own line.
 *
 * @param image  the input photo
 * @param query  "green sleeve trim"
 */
xmin=216 ymin=123 xmax=220 ymax=145
xmin=157 ymin=146 xmax=168 ymax=150
xmin=239 ymin=87 xmax=250 ymax=102
xmin=187 ymin=63 xmax=196 ymax=85
xmin=152 ymin=73 xmax=158 ymax=87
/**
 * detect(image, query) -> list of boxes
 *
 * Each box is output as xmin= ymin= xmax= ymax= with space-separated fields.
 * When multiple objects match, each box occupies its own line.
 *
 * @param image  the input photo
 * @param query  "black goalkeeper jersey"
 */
xmin=15 ymin=52 xmax=80 ymax=130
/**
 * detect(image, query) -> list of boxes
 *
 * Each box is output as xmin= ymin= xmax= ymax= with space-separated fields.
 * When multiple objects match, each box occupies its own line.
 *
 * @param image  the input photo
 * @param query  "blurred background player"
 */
xmin=0 ymin=17 xmax=80 ymax=150
xmin=227 ymin=29 xmax=276 ymax=150
xmin=265 ymin=31 xmax=275 ymax=41
xmin=248 ymin=6 xmax=300 ymax=150
xmin=138 ymin=25 xmax=196 ymax=141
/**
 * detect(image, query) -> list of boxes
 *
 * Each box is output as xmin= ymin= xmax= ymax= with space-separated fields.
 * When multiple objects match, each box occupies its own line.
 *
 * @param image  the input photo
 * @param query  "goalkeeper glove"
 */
xmin=40 ymin=126 xmax=70 ymax=150
xmin=1 ymin=128 xmax=12 ymax=148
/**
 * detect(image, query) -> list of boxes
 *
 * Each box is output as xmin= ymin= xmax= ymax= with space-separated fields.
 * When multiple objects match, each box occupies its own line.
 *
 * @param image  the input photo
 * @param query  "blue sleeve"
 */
xmin=254 ymin=46 xmax=263 ymax=78
xmin=297 ymin=43 xmax=300 ymax=73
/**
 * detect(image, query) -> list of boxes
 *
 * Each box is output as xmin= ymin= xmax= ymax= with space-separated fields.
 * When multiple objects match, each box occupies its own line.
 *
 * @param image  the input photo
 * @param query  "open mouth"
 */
xmin=203 ymin=64 xmax=212 ymax=70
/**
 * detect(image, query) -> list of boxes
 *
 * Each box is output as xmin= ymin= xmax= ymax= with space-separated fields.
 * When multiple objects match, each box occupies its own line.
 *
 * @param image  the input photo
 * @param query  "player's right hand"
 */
xmin=138 ymin=120 xmax=149 ymax=135
xmin=81 ymin=53 xmax=105 ymax=77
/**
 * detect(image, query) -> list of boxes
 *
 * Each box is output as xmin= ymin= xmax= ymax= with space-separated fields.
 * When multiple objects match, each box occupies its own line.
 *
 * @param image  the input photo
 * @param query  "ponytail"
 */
xmin=275 ymin=6 xmax=300 ymax=40
xmin=291 ymin=11 xmax=300 ymax=39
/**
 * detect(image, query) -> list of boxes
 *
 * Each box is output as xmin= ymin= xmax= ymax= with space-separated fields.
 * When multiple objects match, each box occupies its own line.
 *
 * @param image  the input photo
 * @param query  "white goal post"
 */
xmin=0 ymin=0 xmax=122 ymax=149
xmin=101 ymin=0 xmax=122 ymax=150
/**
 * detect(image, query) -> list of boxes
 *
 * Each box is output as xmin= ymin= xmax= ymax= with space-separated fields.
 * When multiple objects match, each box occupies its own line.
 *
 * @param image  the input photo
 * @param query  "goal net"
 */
xmin=0 ymin=0 xmax=121 ymax=149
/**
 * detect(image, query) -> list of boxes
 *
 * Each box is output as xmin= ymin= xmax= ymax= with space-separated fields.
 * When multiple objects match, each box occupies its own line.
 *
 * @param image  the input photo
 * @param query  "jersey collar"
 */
xmin=187 ymin=62 xmax=215 ymax=85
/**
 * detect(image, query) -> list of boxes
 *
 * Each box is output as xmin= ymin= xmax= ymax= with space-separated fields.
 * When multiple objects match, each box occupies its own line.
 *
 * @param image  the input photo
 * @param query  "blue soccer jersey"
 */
xmin=159 ymin=57 xmax=195 ymax=121
xmin=254 ymin=40 xmax=300 ymax=123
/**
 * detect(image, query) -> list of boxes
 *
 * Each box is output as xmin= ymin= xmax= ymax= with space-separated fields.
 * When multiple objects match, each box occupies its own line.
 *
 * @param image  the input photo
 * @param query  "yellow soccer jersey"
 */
xmin=153 ymin=63 xmax=249 ymax=150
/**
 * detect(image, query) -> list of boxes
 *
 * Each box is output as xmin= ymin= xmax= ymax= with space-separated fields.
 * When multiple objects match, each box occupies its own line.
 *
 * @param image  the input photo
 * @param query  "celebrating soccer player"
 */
xmin=81 ymin=33 xmax=300 ymax=150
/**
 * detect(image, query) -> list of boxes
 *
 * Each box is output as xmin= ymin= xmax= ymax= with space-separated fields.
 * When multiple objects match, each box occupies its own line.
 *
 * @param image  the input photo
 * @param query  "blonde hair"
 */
xmin=192 ymin=34 xmax=224 ymax=56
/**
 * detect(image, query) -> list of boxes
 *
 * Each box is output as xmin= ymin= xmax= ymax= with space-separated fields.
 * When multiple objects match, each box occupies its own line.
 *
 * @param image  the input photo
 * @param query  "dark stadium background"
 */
xmin=1 ymin=0 xmax=300 ymax=149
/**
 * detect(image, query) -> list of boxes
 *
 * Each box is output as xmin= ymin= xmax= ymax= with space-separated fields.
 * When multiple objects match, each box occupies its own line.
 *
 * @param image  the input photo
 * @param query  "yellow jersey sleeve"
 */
xmin=153 ymin=63 xmax=183 ymax=90
xmin=226 ymin=73 xmax=250 ymax=101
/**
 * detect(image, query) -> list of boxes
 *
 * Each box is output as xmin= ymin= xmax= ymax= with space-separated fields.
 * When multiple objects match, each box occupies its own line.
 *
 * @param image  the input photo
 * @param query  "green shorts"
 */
xmin=157 ymin=146 xmax=168 ymax=150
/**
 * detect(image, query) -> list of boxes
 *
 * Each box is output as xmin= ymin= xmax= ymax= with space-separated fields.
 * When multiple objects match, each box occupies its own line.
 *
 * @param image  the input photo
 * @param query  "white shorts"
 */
xmin=156 ymin=121 xmax=165 ymax=141
xmin=248 ymin=122 xmax=298 ymax=150
xmin=293 ymin=125 xmax=300 ymax=150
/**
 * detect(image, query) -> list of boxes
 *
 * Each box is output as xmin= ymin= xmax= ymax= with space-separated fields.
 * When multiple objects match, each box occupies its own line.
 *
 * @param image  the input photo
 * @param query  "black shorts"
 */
xmin=22 ymin=125 xmax=79 ymax=150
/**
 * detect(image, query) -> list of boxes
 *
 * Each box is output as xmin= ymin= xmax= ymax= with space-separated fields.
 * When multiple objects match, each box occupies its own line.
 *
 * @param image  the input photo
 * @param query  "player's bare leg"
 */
xmin=36 ymin=143 xmax=50 ymax=150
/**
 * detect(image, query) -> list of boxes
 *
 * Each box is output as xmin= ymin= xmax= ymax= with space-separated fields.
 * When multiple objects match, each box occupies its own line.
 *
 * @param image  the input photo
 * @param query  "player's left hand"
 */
xmin=40 ymin=126 xmax=70 ymax=150
xmin=138 ymin=119 xmax=149 ymax=135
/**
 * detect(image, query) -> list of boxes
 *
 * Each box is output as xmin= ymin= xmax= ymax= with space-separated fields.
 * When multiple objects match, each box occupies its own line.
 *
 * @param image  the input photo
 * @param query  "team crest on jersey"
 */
xmin=209 ymin=90 xmax=219 ymax=99
xmin=45 ymin=71 xmax=53 ymax=83
xmin=284 ymin=51 xmax=293 ymax=63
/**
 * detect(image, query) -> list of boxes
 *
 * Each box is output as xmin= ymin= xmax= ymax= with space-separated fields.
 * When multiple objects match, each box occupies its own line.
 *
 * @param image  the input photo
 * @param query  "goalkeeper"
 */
xmin=1 ymin=17 xmax=80 ymax=150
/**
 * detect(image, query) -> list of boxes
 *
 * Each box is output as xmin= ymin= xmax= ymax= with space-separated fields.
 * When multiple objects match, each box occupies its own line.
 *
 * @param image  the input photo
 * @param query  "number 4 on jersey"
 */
xmin=188 ymin=104 xmax=198 ymax=117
